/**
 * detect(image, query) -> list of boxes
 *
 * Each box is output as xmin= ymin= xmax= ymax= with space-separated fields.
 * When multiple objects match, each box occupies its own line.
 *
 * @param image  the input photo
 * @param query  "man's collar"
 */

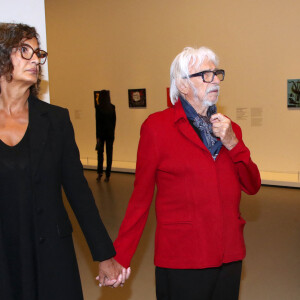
xmin=179 ymin=95 xmax=198 ymax=121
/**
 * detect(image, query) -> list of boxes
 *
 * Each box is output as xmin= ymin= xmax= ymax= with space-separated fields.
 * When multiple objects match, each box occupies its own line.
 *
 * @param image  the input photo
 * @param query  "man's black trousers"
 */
xmin=155 ymin=261 xmax=242 ymax=300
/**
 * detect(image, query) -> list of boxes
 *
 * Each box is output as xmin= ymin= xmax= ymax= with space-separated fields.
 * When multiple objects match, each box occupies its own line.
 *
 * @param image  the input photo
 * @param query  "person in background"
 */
xmin=95 ymin=90 xmax=116 ymax=182
xmin=0 ymin=23 xmax=128 ymax=300
xmin=106 ymin=46 xmax=261 ymax=299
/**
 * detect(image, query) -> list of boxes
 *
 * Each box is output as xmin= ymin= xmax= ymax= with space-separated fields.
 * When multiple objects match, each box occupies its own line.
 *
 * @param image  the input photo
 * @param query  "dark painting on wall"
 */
xmin=287 ymin=79 xmax=300 ymax=108
xmin=128 ymin=89 xmax=146 ymax=108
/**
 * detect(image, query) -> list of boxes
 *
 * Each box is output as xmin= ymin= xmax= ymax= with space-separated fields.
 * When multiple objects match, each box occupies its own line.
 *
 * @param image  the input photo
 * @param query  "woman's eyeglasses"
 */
xmin=18 ymin=44 xmax=48 ymax=65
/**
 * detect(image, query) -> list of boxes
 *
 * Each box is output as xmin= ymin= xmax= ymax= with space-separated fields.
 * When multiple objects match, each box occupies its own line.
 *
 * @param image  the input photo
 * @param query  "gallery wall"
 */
xmin=0 ymin=0 xmax=49 ymax=102
xmin=44 ymin=0 xmax=300 ymax=185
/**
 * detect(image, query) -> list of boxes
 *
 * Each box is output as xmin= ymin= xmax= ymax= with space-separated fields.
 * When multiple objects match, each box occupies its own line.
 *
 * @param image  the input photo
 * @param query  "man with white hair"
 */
xmin=110 ymin=47 xmax=261 ymax=299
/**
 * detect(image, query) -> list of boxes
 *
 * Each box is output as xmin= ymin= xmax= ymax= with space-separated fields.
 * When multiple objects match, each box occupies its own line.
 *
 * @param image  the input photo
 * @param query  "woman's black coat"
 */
xmin=0 ymin=95 xmax=116 ymax=300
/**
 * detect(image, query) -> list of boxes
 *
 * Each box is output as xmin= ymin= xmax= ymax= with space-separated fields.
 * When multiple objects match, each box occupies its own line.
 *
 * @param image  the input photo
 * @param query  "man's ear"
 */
xmin=177 ymin=79 xmax=189 ymax=95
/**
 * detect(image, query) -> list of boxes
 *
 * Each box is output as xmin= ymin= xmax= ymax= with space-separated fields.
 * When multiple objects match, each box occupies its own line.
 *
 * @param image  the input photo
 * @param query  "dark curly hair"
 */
xmin=0 ymin=23 xmax=42 ymax=96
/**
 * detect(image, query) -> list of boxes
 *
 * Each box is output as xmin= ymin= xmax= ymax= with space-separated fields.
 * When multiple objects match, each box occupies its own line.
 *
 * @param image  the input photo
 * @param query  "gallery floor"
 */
xmin=64 ymin=170 xmax=300 ymax=300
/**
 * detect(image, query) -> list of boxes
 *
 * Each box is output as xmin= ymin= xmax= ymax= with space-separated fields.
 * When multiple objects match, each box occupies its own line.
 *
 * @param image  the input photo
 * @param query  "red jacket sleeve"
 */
xmin=228 ymin=123 xmax=261 ymax=195
xmin=113 ymin=118 xmax=158 ymax=267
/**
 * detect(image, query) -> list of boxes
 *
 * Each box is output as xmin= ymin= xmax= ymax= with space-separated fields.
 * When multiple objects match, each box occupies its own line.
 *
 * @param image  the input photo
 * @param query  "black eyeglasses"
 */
xmin=184 ymin=69 xmax=225 ymax=83
xmin=18 ymin=43 xmax=48 ymax=65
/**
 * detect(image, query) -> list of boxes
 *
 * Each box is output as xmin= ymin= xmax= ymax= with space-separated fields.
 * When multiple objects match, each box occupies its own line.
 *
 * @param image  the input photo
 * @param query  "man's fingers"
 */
xmin=126 ymin=267 xmax=131 ymax=280
xmin=210 ymin=113 xmax=228 ymax=123
xmin=210 ymin=113 xmax=222 ymax=122
xmin=121 ymin=268 xmax=126 ymax=284
xmin=112 ymin=274 xmax=123 ymax=288
xmin=212 ymin=122 xmax=223 ymax=128
xmin=104 ymin=278 xmax=117 ymax=287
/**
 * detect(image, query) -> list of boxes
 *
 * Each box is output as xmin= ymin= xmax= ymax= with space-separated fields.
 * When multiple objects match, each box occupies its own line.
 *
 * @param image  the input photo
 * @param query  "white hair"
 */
xmin=170 ymin=47 xmax=219 ymax=104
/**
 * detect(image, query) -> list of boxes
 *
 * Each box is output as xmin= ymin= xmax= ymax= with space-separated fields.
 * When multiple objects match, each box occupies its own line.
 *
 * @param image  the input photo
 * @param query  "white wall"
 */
xmin=0 ymin=0 xmax=49 ymax=102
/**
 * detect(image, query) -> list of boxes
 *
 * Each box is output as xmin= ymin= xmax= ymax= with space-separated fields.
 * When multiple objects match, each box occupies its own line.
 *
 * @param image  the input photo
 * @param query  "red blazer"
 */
xmin=114 ymin=101 xmax=261 ymax=269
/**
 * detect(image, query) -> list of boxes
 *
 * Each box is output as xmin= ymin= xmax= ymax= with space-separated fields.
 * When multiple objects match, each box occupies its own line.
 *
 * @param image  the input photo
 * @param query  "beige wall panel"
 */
xmin=45 ymin=0 xmax=300 ymax=176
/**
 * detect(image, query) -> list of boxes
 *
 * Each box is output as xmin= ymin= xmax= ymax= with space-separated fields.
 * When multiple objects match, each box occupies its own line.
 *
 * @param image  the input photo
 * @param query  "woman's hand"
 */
xmin=96 ymin=258 xmax=131 ymax=288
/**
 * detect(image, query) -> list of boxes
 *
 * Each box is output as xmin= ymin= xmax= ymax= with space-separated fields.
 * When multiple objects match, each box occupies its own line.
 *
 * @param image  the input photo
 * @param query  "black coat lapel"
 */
xmin=28 ymin=96 xmax=49 ymax=178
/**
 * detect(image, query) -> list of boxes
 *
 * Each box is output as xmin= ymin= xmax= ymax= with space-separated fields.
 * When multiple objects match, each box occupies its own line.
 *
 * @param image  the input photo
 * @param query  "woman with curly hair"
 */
xmin=0 ymin=23 xmax=128 ymax=300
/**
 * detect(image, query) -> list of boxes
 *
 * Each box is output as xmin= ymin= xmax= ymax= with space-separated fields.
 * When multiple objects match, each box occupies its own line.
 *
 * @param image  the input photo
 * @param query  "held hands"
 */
xmin=210 ymin=113 xmax=238 ymax=150
xmin=96 ymin=258 xmax=131 ymax=288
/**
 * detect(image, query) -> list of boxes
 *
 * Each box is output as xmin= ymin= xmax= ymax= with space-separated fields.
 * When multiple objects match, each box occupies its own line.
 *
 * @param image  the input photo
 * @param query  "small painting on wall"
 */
xmin=287 ymin=79 xmax=300 ymax=108
xmin=128 ymin=89 xmax=146 ymax=108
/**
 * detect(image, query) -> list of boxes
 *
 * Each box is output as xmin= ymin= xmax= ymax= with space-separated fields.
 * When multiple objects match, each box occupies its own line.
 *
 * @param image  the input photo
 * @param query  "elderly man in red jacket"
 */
xmin=110 ymin=47 xmax=261 ymax=299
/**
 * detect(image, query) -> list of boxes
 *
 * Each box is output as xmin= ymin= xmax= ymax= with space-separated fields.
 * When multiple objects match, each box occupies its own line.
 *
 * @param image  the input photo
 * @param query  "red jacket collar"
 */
xmin=172 ymin=100 xmax=212 ymax=153
xmin=173 ymin=100 xmax=188 ymax=124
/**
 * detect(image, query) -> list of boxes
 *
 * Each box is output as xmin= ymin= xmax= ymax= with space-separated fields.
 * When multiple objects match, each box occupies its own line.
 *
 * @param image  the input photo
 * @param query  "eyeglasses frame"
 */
xmin=18 ymin=43 xmax=48 ymax=65
xmin=183 ymin=69 xmax=225 ymax=83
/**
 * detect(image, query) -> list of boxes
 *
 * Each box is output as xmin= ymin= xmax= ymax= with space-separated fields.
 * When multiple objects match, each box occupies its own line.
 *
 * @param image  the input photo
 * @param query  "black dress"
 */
xmin=0 ymin=128 xmax=38 ymax=300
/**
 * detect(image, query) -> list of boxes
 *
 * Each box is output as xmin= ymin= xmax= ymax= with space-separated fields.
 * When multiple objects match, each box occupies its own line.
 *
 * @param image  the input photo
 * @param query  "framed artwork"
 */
xmin=287 ymin=79 xmax=300 ymax=108
xmin=128 ymin=89 xmax=146 ymax=108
